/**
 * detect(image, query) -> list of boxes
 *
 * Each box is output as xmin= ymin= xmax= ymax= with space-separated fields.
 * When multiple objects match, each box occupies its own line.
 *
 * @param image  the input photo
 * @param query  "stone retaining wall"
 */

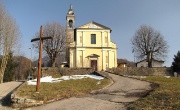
xmin=41 ymin=67 xmax=59 ymax=77
xmin=41 ymin=67 xmax=94 ymax=77
xmin=108 ymin=67 xmax=172 ymax=76
xmin=11 ymin=83 xmax=44 ymax=108
xmin=11 ymin=94 xmax=43 ymax=108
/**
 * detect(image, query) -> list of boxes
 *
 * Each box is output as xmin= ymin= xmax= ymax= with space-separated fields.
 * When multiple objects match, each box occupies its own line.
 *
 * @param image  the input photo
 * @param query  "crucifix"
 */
xmin=31 ymin=26 xmax=52 ymax=92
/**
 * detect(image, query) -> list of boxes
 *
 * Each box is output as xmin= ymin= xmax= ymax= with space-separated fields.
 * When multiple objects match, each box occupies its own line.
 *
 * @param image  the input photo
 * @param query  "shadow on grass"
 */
xmin=127 ymin=82 xmax=159 ymax=98
xmin=127 ymin=82 xmax=160 ymax=110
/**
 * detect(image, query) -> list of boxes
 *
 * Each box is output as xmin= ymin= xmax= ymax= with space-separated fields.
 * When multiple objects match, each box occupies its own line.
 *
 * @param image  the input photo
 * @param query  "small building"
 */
xmin=60 ymin=62 xmax=68 ymax=68
xmin=117 ymin=62 xmax=127 ymax=68
xmin=136 ymin=59 xmax=164 ymax=67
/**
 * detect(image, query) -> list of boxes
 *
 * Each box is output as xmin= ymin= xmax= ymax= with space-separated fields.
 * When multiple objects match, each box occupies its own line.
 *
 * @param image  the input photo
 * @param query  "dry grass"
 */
xmin=128 ymin=76 xmax=180 ymax=110
xmin=16 ymin=78 xmax=110 ymax=103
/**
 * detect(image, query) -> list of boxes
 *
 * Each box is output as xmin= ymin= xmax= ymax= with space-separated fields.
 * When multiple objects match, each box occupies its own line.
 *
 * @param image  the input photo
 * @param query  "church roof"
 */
xmin=76 ymin=21 xmax=112 ymax=31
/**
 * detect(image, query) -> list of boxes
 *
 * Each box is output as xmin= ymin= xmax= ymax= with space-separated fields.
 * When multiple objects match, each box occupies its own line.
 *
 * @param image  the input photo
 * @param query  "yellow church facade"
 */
xmin=66 ymin=5 xmax=117 ymax=71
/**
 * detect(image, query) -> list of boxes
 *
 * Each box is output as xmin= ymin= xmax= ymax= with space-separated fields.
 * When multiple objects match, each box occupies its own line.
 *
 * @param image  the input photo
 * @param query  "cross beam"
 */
xmin=31 ymin=26 xmax=52 ymax=92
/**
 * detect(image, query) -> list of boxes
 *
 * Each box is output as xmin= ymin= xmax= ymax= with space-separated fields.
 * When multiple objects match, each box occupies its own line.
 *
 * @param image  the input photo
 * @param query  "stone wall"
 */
xmin=41 ymin=67 xmax=60 ymax=77
xmin=41 ymin=67 xmax=95 ymax=77
xmin=11 ymin=83 xmax=44 ymax=108
xmin=108 ymin=67 xmax=173 ymax=76
xmin=11 ymin=94 xmax=44 ymax=108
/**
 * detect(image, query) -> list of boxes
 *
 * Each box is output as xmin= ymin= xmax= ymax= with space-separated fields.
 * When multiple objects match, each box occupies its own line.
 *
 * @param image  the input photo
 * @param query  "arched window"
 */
xmin=69 ymin=20 xmax=73 ymax=28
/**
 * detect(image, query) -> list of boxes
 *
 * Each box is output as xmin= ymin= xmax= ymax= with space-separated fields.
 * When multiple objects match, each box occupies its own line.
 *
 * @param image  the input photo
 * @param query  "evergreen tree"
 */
xmin=172 ymin=51 xmax=180 ymax=72
xmin=3 ymin=52 xmax=18 ymax=82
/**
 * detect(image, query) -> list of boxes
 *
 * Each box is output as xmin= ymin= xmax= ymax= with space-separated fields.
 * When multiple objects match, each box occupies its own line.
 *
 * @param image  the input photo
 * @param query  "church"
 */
xmin=65 ymin=5 xmax=117 ymax=71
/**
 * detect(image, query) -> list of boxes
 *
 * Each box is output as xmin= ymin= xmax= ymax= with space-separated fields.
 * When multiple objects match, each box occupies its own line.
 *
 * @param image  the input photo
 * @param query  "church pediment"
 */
xmin=76 ymin=21 xmax=111 ymax=30
xmin=86 ymin=54 xmax=100 ymax=58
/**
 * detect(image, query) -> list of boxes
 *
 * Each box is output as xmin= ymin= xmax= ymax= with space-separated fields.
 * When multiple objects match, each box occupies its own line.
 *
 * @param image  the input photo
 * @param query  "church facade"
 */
xmin=66 ymin=5 xmax=117 ymax=71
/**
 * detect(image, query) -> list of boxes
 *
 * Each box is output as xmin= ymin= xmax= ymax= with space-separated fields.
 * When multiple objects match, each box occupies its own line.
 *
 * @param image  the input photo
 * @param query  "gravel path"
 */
xmin=28 ymin=72 xmax=151 ymax=110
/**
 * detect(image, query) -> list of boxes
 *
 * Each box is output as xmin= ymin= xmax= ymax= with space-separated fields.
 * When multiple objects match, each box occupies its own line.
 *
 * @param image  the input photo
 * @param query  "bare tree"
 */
xmin=33 ymin=22 xmax=66 ymax=67
xmin=14 ymin=56 xmax=32 ymax=80
xmin=132 ymin=25 xmax=168 ymax=67
xmin=0 ymin=3 xmax=21 ymax=83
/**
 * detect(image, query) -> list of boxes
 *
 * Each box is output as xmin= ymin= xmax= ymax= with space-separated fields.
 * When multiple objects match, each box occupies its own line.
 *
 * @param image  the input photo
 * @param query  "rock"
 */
xmin=17 ymin=98 xmax=24 ymax=104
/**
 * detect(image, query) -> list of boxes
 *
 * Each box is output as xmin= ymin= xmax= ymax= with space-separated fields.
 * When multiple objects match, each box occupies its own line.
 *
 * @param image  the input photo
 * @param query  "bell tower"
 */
xmin=66 ymin=4 xmax=75 ymax=43
xmin=66 ymin=4 xmax=75 ymax=65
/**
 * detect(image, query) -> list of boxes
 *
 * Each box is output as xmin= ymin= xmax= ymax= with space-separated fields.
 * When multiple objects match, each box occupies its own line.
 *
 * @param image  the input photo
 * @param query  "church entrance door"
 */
xmin=91 ymin=60 xmax=97 ymax=71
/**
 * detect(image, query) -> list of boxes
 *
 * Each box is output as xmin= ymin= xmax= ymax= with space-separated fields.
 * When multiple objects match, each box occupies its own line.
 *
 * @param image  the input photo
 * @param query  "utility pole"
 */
xmin=132 ymin=49 xmax=136 ymax=67
xmin=31 ymin=26 xmax=52 ymax=92
xmin=29 ymin=48 xmax=32 ymax=70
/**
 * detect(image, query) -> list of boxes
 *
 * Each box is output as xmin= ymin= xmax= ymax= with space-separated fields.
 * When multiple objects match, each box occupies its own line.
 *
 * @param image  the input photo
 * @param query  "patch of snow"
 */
xmin=59 ymin=75 xmax=86 ymax=80
xmin=27 ymin=74 xmax=104 ymax=85
xmin=164 ymin=76 xmax=171 ymax=78
xmin=87 ymin=75 xmax=104 ymax=80
xmin=27 ymin=76 xmax=61 ymax=85
xmin=59 ymin=75 xmax=104 ymax=80
xmin=27 ymin=80 xmax=37 ymax=85
xmin=140 ymin=76 xmax=147 ymax=78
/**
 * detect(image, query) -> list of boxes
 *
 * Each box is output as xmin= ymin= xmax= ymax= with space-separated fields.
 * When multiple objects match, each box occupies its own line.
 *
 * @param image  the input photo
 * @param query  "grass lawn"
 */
xmin=16 ymin=78 xmax=110 ymax=103
xmin=128 ymin=76 xmax=180 ymax=110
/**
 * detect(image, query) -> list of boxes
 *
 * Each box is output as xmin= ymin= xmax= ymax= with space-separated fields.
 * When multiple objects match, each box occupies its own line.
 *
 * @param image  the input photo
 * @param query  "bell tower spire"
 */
xmin=66 ymin=4 xmax=75 ymax=29
xmin=70 ymin=4 xmax=72 ymax=10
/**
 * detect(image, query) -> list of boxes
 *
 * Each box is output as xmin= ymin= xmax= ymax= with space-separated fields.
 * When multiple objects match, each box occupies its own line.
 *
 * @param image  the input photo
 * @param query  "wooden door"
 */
xmin=91 ymin=60 xmax=97 ymax=71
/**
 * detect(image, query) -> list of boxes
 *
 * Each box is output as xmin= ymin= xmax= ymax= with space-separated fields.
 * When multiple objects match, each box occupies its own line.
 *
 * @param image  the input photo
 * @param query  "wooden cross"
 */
xmin=31 ymin=26 xmax=52 ymax=92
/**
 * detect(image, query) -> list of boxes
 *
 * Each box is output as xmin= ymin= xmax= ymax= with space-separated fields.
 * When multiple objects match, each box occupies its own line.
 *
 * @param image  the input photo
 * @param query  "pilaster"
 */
xmin=108 ymin=50 xmax=110 ymax=68
xmin=82 ymin=50 xmax=85 ymax=67
xmin=102 ymin=49 xmax=106 ymax=71
xmin=82 ymin=31 xmax=85 ymax=47
xmin=101 ymin=31 xmax=104 ymax=47
xmin=108 ymin=32 xmax=110 ymax=47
